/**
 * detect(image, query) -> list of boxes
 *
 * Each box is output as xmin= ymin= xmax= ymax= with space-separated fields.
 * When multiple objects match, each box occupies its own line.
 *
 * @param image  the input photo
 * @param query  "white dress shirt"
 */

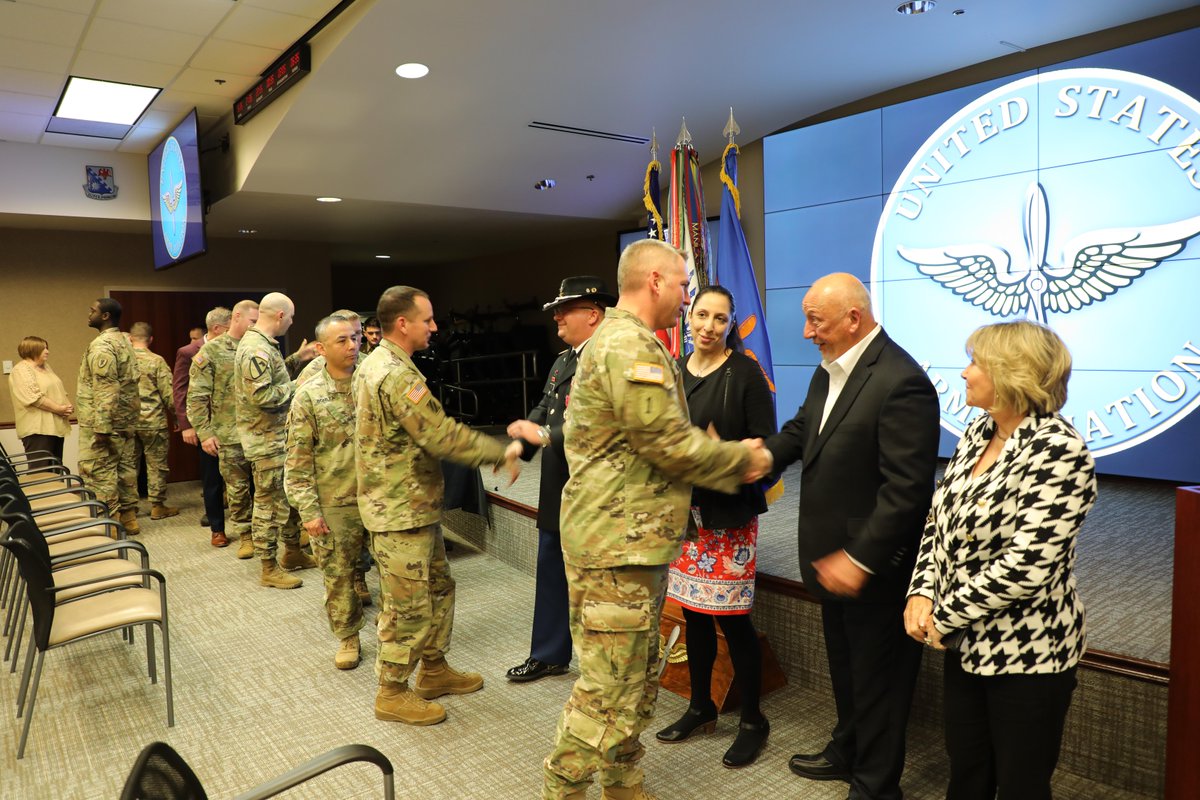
xmin=819 ymin=323 xmax=882 ymax=432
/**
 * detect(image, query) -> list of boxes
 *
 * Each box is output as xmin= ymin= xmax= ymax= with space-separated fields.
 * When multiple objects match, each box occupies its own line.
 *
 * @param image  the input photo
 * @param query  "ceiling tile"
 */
xmin=191 ymin=37 xmax=279 ymax=76
xmin=0 ymin=66 xmax=67 ymax=97
xmin=0 ymin=91 xmax=57 ymax=116
xmin=152 ymin=89 xmax=231 ymax=119
xmin=0 ymin=3 xmax=89 ymax=48
xmin=19 ymin=0 xmax=98 ymax=13
xmin=40 ymin=130 xmax=122 ymax=151
xmin=0 ymin=110 xmax=49 ymax=144
xmin=170 ymin=67 xmax=252 ymax=99
xmin=240 ymin=0 xmax=340 ymax=21
xmin=117 ymin=128 xmax=165 ymax=154
xmin=214 ymin=4 xmax=314 ymax=50
xmin=96 ymin=0 xmax=234 ymax=36
xmin=81 ymin=17 xmax=204 ymax=66
xmin=0 ymin=36 xmax=73 ymax=73
xmin=72 ymin=50 xmax=181 ymax=88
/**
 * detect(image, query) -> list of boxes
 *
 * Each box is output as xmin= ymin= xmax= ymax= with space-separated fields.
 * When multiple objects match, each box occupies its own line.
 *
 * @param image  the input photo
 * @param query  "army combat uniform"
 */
xmin=76 ymin=328 xmax=139 ymax=518
xmin=234 ymin=327 xmax=303 ymax=562
xmin=285 ymin=364 xmax=367 ymax=638
xmin=122 ymin=347 xmax=175 ymax=509
xmin=542 ymin=307 xmax=751 ymax=799
xmin=188 ymin=333 xmax=255 ymax=554
xmin=354 ymin=338 xmax=508 ymax=688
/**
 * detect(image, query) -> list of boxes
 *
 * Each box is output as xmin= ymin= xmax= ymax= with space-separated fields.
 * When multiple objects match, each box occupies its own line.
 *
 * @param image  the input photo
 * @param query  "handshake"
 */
xmin=739 ymin=438 xmax=772 ymax=483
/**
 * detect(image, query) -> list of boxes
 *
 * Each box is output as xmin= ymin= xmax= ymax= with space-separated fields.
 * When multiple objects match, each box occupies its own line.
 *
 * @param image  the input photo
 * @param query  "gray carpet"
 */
xmin=488 ymin=457 xmax=1176 ymax=664
xmin=0 ymin=484 xmax=1155 ymax=799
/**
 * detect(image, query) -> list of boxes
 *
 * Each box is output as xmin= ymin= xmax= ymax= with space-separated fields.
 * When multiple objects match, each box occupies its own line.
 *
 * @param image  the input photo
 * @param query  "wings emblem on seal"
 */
xmin=897 ymin=182 xmax=1200 ymax=324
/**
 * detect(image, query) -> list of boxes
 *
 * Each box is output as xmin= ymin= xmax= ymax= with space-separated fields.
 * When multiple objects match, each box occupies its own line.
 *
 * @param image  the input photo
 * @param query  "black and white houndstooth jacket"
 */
xmin=908 ymin=412 xmax=1097 ymax=676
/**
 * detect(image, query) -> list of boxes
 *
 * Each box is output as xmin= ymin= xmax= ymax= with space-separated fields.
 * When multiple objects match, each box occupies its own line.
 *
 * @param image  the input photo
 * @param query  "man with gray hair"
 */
xmin=235 ymin=292 xmax=316 ymax=587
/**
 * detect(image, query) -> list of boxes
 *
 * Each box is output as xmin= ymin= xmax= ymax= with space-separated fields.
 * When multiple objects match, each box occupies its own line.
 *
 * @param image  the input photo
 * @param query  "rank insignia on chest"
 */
xmin=628 ymin=362 xmax=664 ymax=384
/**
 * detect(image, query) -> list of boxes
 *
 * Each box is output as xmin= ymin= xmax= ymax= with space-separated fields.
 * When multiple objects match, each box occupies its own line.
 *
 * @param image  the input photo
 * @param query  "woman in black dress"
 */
xmin=655 ymin=285 xmax=776 ymax=768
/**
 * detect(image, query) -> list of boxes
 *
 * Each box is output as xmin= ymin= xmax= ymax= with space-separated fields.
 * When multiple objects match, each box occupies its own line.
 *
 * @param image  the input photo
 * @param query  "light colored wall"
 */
xmin=0 ymin=229 xmax=332 ymax=424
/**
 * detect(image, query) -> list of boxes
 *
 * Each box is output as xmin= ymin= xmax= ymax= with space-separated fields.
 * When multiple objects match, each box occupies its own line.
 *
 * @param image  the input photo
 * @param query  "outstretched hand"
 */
xmin=740 ymin=438 xmax=772 ymax=483
xmin=507 ymin=419 xmax=542 ymax=446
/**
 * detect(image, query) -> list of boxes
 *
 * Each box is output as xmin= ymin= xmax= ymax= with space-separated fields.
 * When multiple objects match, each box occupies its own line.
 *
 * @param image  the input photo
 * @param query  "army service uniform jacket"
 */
xmin=354 ymin=338 xmax=508 ymax=532
xmin=187 ymin=333 xmax=241 ymax=446
xmin=560 ymin=307 xmax=751 ymax=569
xmin=133 ymin=348 xmax=174 ymax=431
xmin=234 ymin=327 xmax=295 ymax=462
xmin=76 ymin=327 xmax=139 ymax=434
xmin=519 ymin=343 xmax=585 ymax=533
xmin=285 ymin=365 xmax=359 ymax=521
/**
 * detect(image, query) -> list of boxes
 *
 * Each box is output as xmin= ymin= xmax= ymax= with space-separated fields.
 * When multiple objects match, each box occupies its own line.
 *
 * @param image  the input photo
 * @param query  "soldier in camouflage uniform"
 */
xmin=286 ymin=313 xmax=369 ymax=669
xmin=76 ymin=298 xmax=140 ymax=530
xmin=124 ymin=322 xmax=179 ymax=520
xmin=235 ymin=292 xmax=316 ymax=588
xmin=354 ymin=286 xmax=522 ymax=726
xmin=541 ymin=240 xmax=771 ymax=800
xmin=189 ymin=300 xmax=259 ymax=558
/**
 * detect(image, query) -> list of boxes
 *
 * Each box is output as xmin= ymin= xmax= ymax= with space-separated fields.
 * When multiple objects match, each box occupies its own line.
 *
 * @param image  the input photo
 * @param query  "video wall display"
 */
xmin=763 ymin=26 xmax=1200 ymax=481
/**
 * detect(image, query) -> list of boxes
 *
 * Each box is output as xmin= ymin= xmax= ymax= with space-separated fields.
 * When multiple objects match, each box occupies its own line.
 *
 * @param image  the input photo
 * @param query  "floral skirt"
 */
xmin=666 ymin=514 xmax=758 ymax=615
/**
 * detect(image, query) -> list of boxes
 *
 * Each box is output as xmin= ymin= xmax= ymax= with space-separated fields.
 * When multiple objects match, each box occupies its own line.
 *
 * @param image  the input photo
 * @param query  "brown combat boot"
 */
xmin=119 ymin=509 xmax=141 ymax=535
xmin=260 ymin=559 xmax=302 ymax=589
xmin=374 ymin=683 xmax=446 ymax=725
xmin=278 ymin=542 xmax=317 ymax=570
xmin=602 ymin=785 xmax=659 ymax=800
xmin=335 ymin=633 xmax=360 ymax=670
xmin=236 ymin=534 xmax=254 ymax=559
xmin=150 ymin=503 xmax=180 ymax=520
xmin=413 ymin=657 xmax=483 ymax=699
xmin=353 ymin=571 xmax=372 ymax=606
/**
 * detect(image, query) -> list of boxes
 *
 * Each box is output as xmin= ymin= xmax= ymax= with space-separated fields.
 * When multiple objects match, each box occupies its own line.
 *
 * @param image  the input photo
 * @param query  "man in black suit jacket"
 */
xmin=763 ymin=273 xmax=939 ymax=800
xmin=174 ymin=307 xmax=229 ymax=546
xmin=505 ymin=276 xmax=615 ymax=683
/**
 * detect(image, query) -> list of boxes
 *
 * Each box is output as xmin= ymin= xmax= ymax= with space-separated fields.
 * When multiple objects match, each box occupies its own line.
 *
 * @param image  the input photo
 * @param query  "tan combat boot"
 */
xmin=119 ymin=509 xmax=141 ymax=535
xmin=278 ymin=542 xmax=317 ymax=570
xmin=374 ymin=683 xmax=446 ymax=726
xmin=602 ymin=785 xmax=659 ymax=800
xmin=335 ymin=633 xmax=360 ymax=670
xmin=150 ymin=503 xmax=179 ymax=520
xmin=236 ymin=534 xmax=254 ymax=559
xmin=260 ymin=559 xmax=302 ymax=589
xmin=353 ymin=571 xmax=372 ymax=607
xmin=413 ymin=657 xmax=484 ymax=699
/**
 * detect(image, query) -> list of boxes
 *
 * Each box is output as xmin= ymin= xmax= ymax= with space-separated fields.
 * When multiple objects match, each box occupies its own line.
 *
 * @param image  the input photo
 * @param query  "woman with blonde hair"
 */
xmin=904 ymin=320 xmax=1096 ymax=800
xmin=8 ymin=336 xmax=73 ymax=463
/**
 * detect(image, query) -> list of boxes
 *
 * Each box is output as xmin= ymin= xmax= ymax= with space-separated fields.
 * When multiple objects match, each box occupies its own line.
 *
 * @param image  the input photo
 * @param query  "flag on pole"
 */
xmin=716 ymin=114 xmax=783 ymax=503
xmin=643 ymin=129 xmax=665 ymax=241
xmin=665 ymin=118 xmax=712 ymax=356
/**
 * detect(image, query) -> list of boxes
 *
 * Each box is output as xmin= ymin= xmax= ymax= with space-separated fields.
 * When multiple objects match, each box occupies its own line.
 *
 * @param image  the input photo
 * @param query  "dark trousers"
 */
xmin=529 ymin=527 xmax=572 ymax=665
xmin=822 ymin=598 xmax=923 ymax=800
xmin=943 ymin=652 xmax=1077 ymax=800
xmin=20 ymin=434 xmax=64 ymax=465
xmin=199 ymin=448 xmax=225 ymax=533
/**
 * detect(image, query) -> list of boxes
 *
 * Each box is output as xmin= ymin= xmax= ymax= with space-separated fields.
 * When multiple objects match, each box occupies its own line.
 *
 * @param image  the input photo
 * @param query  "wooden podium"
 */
xmin=658 ymin=599 xmax=788 ymax=712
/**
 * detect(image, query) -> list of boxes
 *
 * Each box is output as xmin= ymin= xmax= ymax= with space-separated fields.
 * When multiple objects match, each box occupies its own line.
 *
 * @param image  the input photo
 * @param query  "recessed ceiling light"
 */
xmin=896 ymin=0 xmax=936 ymax=14
xmin=952 ymin=8 xmax=965 ymax=15
xmin=395 ymin=63 xmax=430 ymax=79
xmin=238 ymin=228 xmax=257 ymax=235
xmin=375 ymin=254 xmax=391 ymax=259
xmin=534 ymin=179 xmax=557 ymax=191
xmin=316 ymin=196 xmax=342 ymax=203
xmin=54 ymin=76 xmax=160 ymax=124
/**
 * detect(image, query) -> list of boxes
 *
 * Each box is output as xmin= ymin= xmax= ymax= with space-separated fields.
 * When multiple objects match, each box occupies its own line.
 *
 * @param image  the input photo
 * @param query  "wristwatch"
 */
xmin=536 ymin=425 xmax=551 ymax=447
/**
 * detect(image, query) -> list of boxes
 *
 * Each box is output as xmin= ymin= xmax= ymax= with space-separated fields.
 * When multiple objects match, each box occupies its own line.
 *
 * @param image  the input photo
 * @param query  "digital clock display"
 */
xmin=233 ymin=44 xmax=311 ymax=125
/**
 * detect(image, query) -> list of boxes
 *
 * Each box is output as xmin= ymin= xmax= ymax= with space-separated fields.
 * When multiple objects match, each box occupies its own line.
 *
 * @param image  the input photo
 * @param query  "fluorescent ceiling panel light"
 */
xmin=54 ymin=76 xmax=160 ymax=125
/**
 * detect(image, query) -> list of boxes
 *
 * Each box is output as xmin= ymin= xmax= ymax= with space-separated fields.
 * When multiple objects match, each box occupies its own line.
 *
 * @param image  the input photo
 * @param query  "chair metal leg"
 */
xmin=161 ymin=602 xmax=173 ymax=727
xmin=145 ymin=622 xmax=156 ymax=684
xmin=2 ymin=572 xmax=21 ymax=639
xmin=7 ymin=595 xmax=28 ymax=670
xmin=16 ymin=651 xmax=44 ymax=759
xmin=16 ymin=636 xmax=36 ymax=716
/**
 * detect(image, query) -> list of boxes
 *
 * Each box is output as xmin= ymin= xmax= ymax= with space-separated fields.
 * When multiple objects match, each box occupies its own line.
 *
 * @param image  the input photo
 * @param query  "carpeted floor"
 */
xmin=0 ymin=484 xmax=1155 ymax=799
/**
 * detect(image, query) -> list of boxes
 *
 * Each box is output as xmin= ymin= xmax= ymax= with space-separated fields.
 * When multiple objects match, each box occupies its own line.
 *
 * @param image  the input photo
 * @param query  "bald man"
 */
xmin=762 ymin=273 xmax=939 ymax=800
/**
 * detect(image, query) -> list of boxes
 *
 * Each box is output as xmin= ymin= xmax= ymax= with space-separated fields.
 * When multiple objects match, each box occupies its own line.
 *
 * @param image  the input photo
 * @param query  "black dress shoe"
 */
xmin=200 ymin=515 xmax=209 ymax=527
xmin=655 ymin=705 xmax=718 ymax=743
xmin=788 ymin=752 xmax=850 ymax=782
xmin=506 ymin=658 xmax=568 ymax=683
xmin=722 ymin=717 xmax=769 ymax=768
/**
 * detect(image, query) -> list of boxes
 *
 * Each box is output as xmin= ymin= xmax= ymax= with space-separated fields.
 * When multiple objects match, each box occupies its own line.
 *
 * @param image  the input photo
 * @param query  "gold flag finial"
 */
xmin=649 ymin=128 xmax=659 ymax=162
xmin=723 ymin=107 xmax=741 ymax=146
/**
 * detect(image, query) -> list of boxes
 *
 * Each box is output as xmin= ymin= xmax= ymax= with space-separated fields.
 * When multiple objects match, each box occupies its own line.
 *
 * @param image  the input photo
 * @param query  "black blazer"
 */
xmin=520 ymin=345 xmax=579 ymax=532
xmin=678 ymin=350 xmax=776 ymax=530
xmin=764 ymin=329 xmax=940 ymax=603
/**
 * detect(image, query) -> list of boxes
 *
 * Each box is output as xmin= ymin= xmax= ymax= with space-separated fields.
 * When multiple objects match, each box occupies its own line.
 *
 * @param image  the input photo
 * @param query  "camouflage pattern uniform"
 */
xmin=76 ymin=328 xmax=139 ymax=515
xmin=353 ymin=338 xmax=509 ymax=685
xmin=285 ymin=364 xmax=366 ymax=638
xmin=542 ymin=307 xmax=751 ymax=799
xmin=121 ymin=347 xmax=174 ymax=505
xmin=234 ymin=327 xmax=300 ymax=560
xmin=188 ymin=333 xmax=253 ymax=543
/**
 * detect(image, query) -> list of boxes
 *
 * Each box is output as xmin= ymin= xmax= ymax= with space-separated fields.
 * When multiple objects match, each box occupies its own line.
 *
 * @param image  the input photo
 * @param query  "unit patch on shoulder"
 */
xmin=405 ymin=383 xmax=428 ymax=404
xmin=626 ymin=362 xmax=664 ymax=384
xmin=193 ymin=352 xmax=208 ymax=367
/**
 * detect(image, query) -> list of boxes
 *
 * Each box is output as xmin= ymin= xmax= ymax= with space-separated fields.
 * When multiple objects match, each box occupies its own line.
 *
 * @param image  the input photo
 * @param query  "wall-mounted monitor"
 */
xmin=763 ymin=26 xmax=1200 ymax=482
xmin=148 ymin=108 xmax=207 ymax=270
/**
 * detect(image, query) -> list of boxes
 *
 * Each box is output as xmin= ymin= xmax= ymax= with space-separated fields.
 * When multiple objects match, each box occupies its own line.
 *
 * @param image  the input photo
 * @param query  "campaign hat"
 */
xmin=542 ymin=276 xmax=617 ymax=311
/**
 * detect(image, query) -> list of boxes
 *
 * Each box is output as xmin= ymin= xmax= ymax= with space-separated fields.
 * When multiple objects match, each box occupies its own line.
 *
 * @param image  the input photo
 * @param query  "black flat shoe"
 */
xmin=722 ymin=717 xmax=769 ymax=768
xmin=655 ymin=706 xmax=718 ymax=743
xmin=506 ymin=658 xmax=569 ymax=683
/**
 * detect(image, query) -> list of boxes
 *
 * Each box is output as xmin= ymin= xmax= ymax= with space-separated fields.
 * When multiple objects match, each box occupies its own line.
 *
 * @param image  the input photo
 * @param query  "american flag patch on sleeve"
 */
xmin=629 ymin=362 xmax=665 ymax=384
xmin=405 ymin=383 xmax=428 ymax=404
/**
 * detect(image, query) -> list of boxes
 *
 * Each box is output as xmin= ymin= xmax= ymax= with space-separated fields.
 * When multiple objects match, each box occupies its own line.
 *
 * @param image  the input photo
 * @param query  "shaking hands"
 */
xmin=740 ymin=438 xmax=772 ymax=483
